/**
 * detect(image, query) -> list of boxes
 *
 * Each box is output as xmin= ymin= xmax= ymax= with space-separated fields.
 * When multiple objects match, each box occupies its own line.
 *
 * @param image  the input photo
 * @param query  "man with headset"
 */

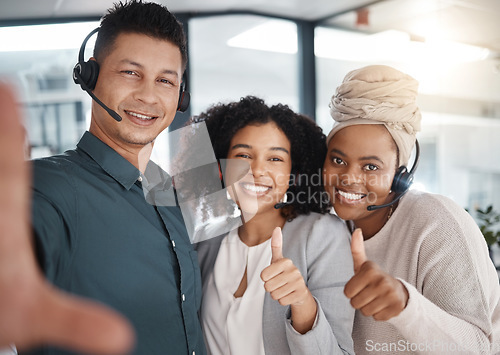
xmin=0 ymin=1 xmax=204 ymax=354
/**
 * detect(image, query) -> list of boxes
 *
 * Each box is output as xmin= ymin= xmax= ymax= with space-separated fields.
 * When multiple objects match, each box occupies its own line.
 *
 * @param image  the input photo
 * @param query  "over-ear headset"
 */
xmin=73 ymin=28 xmax=100 ymax=91
xmin=177 ymin=76 xmax=190 ymax=112
xmin=367 ymin=139 xmax=420 ymax=211
xmin=73 ymin=27 xmax=190 ymax=122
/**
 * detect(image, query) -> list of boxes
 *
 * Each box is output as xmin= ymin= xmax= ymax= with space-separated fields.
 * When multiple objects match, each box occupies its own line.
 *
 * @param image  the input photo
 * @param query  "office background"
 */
xmin=1 ymin=0 xmax=499 ymax=257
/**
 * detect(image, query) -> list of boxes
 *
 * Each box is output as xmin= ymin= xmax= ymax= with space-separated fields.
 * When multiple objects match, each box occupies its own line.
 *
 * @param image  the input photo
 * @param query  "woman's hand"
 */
xmin=344 ymin=228 xmax=409 ymax=321
xmin=261 ymin=227 xmax=317 ymax=334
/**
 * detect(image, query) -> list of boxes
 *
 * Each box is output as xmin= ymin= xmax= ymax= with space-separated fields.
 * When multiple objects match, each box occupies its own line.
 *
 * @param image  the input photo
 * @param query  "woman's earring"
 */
xmin=231 ymin=205 xmax=241 ymax=218
xmin=280 ymin=193 xmax=288 ymax=204
xmin=226 ymin=187 xmax=241 ymax=218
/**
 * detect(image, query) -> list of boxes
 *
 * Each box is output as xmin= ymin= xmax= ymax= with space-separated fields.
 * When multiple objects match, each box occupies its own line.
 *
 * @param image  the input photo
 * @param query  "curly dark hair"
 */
xmin=191 ymin=96 xmax=329 ymax=220
xmin=94 ymin=0 xmax=187 ymax=71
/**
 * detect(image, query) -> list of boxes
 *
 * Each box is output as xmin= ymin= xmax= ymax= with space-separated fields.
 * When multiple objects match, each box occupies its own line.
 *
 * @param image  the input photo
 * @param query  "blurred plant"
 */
xmin=474 ymin=205 xmax=500 ymax=247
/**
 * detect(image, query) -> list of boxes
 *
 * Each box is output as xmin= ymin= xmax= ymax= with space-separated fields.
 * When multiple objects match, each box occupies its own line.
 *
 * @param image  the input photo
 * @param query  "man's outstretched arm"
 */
xmin=0 ymin=83 xmax=135 ymax=354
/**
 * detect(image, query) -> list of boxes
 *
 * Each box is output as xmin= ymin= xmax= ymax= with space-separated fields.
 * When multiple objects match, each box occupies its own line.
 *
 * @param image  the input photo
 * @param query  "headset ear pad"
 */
xmin=73 ymin=60 xmax=100 ymax=91
xmin=177 ymin=84 xmax=190 ymax=112
xmin=391 ymin=166 xmax=414 ymax=194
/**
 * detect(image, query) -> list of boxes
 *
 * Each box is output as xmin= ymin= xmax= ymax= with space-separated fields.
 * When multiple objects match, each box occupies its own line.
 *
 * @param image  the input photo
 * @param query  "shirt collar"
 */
xmin=77 ymin=131 xmax=141 ymax=190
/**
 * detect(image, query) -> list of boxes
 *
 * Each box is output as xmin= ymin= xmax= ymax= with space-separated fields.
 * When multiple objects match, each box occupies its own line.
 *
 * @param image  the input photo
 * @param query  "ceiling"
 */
xmin=0 ymin=0 xmax=498 ymax=55
xmin=0 ymin=0 xmax=499 ymax=117
xmin=0 ymin=0 xmax=373 ymax=22
xmin=325 ymin=0 xmax=500 ymax=55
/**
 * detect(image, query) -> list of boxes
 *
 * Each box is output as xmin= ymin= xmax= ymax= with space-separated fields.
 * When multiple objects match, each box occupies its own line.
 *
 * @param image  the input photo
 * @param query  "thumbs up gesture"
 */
xmin=344 ymin=229 xmax=409 ymax=321
xmin=270 ymin=226 xmax=284 ymax=263
xmin=261 ymin=227 xmax=317 ymax=334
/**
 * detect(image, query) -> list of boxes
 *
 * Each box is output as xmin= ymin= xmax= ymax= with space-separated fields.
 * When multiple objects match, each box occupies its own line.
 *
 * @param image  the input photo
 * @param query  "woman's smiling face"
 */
xmin=225 ymin=122 xmax=292 ymax=217
xmin=323 ymin=124 xmax=398 ymax=223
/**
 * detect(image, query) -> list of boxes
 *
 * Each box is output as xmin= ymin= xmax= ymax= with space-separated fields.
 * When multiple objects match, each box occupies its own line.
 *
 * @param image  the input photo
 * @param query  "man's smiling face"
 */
xmin=89 ymin=32 xmax=183 ymax=152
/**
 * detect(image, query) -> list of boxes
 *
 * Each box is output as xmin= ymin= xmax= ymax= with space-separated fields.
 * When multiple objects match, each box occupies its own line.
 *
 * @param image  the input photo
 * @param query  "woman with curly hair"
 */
xmin=193 ymin=96 xmax=354 ymax=355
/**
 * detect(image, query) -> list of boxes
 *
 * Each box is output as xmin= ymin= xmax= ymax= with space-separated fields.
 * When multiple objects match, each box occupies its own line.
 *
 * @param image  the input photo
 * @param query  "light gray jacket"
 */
xmin=195 ymin=212 xmax=355 ymax=355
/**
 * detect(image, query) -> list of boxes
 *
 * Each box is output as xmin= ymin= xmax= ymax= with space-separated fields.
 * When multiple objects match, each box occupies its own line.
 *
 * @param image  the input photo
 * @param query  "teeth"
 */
xmin=241 ymin=183 xmax=270 ymax=193
xmin=338 ymin=190 xmax=364 ymax=201
xmin=127 ymin=111 xmax=155 ymax=120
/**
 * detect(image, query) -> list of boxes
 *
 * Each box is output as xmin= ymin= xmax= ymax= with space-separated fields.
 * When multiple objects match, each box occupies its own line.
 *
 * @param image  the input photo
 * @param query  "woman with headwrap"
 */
xmin=324 ymin=65 xmax=500 ymax=354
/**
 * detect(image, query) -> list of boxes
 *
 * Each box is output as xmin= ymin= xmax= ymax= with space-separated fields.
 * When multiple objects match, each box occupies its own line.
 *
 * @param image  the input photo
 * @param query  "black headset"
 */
xmin=367 ymin=139 xmax=420 ymax=211
xmin=73 ymin=28 xmax=190 ymax=122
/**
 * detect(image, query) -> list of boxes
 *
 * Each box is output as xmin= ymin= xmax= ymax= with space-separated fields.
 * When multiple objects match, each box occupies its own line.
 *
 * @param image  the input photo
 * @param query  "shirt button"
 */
xmin=182 ymin=294 xmax=186 ymax=302
xmin=171 ymin=240 xmax=176 ymax=248
xmin=137 ymin=176 xmax=143 ymax=182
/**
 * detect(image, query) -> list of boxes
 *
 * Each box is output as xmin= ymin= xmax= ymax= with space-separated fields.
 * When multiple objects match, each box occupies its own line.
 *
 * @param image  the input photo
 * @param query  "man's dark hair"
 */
xmin=191 ymin=96 xmax=329 ymax=220
xmin=94 ymin=0 xmax=187 ymax=70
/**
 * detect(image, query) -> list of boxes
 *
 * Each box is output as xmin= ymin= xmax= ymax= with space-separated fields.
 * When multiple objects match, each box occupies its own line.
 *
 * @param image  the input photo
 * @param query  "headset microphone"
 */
xmin=274 ymin=201 xmax=292 ymax=209
xmin=73 ymin=68 xmax=122 ymax=122
xmin=73 ymin=28 xmax=122 ymax=122
xmin=367 ymin=190 xmax=408 ymax=211
xmin=367 ymin=140 xmax=420 ymax=211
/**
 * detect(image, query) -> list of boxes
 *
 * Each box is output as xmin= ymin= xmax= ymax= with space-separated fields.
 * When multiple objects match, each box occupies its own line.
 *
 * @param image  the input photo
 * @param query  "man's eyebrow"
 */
xmin=118 ymin=59 xmax=179 ymax=77
xmin=119 ymin=59 xmax=143 ymax=68
xmin=231 ymin=144 xmax=251 ymax=150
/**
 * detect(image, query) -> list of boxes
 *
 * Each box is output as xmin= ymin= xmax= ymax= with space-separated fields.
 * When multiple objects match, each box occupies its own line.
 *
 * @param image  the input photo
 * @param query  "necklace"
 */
xmin=347 ymin=204 xmax=395 ymax=234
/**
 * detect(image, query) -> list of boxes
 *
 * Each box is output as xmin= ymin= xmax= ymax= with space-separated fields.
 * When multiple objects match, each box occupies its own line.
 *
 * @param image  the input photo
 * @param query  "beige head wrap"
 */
xmin=327 ymin=65 xmax=421 ymax=167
